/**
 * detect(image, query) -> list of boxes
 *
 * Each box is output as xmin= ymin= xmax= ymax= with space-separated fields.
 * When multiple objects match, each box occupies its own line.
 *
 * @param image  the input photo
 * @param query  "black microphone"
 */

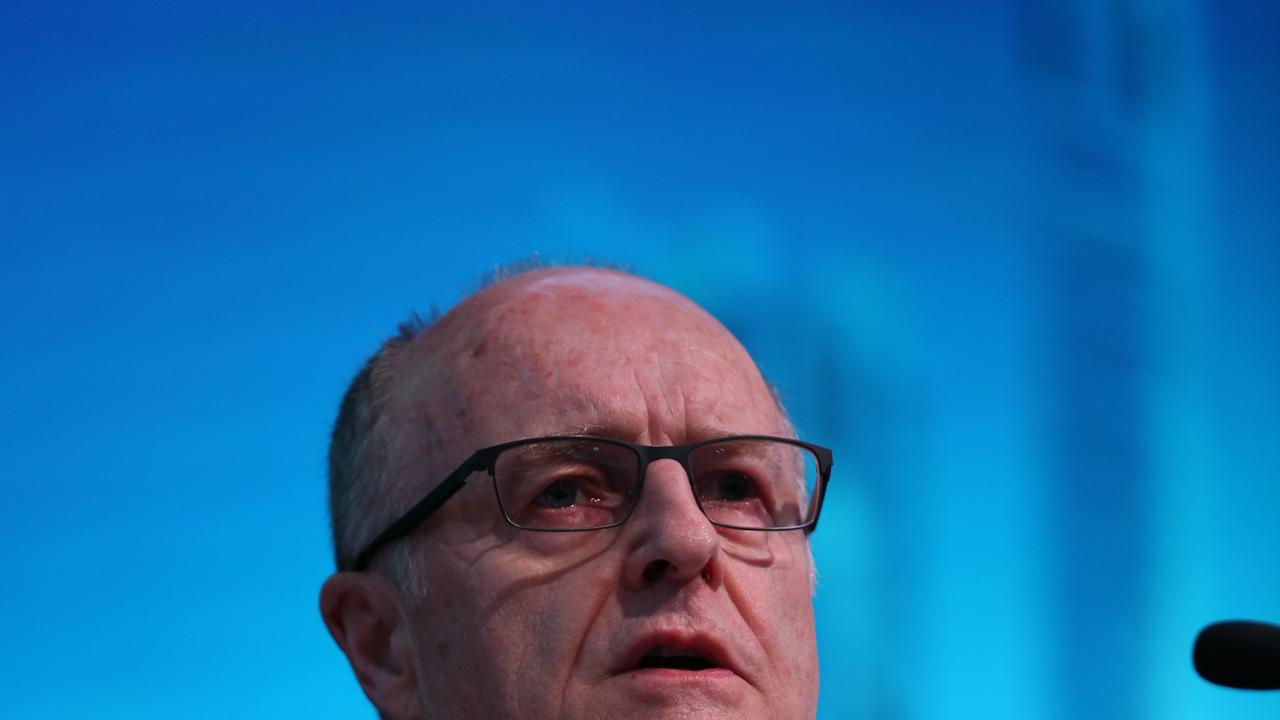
xmin=1193 ymin=620 xmax=1280 ymax=690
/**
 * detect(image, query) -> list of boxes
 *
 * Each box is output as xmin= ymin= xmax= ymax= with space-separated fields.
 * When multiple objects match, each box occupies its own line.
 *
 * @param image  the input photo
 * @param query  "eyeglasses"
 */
xmin=349 ymin=435 xmax=833 ymax=572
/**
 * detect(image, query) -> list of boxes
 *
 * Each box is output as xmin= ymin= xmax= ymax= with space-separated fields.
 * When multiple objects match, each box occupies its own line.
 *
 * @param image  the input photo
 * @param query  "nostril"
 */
xmin=642 ymin=559 xmax=669 ymax=584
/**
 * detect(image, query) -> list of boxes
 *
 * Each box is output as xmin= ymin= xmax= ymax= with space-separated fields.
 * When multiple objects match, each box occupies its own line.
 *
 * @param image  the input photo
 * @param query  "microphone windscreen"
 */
xmin=1193 ymin=620 xmax=1280 ymax=690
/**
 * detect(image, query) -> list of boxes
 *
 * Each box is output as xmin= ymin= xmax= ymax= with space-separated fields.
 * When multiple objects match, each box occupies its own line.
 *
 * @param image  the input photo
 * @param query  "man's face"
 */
xmin=387 ymin=270 xmax=818 ymax=719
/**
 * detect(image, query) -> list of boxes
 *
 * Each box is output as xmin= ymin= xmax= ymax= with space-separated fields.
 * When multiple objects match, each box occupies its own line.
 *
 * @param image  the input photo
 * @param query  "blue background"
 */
xmin=3 ymin=2 xmax=1278 ymax=718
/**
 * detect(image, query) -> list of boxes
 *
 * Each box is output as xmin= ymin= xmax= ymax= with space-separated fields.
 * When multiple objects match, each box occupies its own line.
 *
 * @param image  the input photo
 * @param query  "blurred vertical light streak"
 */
xmin=1128 ymin=1 xmax=1215 ymax=718
xmin=1021 ymin=1 xmax=1211 ymax=719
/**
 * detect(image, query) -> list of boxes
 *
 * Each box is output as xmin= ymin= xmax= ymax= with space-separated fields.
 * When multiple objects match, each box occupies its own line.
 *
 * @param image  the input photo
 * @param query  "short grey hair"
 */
xmin=327 ymin=311 xmax=435 ymax=573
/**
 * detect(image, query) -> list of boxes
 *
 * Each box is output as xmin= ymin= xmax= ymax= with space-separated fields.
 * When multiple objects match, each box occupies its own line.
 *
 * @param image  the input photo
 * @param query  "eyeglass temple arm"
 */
xmin=805 ymin=453 xmax=834 ymax=535
xmin=349 ymin=453 xmax=483 ymax=572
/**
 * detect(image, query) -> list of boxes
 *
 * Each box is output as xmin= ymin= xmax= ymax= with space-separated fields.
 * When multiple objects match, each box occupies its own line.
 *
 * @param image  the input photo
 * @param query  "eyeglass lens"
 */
xmin=492 ymin=438 xmax=817 ymax=531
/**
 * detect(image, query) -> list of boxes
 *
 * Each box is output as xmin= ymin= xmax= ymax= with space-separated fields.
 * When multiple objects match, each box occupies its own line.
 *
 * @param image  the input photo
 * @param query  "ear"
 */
xmin=320 ymin=571 xmax=422 ymax=719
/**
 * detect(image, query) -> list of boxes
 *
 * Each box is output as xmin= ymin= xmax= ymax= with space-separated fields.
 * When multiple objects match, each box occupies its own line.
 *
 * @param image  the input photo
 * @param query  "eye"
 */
xmin=704 ymin=470 xmax=758 ymax=502
xmin=535 ymin=477 xmax=586 ymax=509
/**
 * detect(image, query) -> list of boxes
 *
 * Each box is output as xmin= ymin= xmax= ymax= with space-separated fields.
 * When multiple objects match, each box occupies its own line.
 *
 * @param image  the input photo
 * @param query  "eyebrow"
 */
xmin=549 ymin=423 xmax=744 ymax=444
xmin=502 ymin=440 xmax=603 ymax=466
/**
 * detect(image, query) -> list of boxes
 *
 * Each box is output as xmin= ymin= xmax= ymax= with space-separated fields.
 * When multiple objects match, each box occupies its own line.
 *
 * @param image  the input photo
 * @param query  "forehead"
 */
xmin=394 ymin=269 xmax=785 ymax=450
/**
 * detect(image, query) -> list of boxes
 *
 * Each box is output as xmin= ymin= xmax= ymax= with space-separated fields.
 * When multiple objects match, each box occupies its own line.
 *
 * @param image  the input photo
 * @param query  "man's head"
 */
xmin=320 ymin=266 xmax=822 ymax=719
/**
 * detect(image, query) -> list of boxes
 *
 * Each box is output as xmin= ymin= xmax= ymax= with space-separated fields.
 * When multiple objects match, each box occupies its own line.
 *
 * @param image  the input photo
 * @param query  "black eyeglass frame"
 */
xmin=348 ymin=434 xmax=833 ymax=572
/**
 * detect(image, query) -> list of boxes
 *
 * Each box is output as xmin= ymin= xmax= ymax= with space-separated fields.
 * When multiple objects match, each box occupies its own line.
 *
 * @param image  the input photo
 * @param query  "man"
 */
xmin=320 ymin=266 xmax=831 ymax=719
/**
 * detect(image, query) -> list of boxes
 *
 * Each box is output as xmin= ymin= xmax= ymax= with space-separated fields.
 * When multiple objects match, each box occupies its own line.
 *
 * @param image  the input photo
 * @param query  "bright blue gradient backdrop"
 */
xmin=3 ymin=3 xmax=1278 ymax=718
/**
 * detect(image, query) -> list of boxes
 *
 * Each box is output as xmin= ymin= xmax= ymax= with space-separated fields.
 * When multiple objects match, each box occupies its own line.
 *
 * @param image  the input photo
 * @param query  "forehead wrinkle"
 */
xmin=632 ymin=350 xmax=682 ymax=442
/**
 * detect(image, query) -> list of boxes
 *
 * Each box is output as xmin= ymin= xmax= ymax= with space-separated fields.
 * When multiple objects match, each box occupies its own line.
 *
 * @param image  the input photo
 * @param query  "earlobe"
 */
xmin=320 ymin=572 xmax=422 ymax=719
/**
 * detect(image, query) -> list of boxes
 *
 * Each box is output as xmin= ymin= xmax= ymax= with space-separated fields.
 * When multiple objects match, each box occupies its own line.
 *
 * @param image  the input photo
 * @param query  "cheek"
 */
xmin=734 ymin=541 xmax=819 ymax=676
xmin=744 ymin=563 xmax=818 ymax=720
xmin=463 ymin=540 xmax=622 ymax=679
xmin=777 ymin=581 xmax=817 ymax=668
xmin=776 ymin=544 xmax=818 ymax=636
xmin=483 ymin=558 xmax=621 ymax=710
xmin=775 ymin=562 xmax=819 ymax=697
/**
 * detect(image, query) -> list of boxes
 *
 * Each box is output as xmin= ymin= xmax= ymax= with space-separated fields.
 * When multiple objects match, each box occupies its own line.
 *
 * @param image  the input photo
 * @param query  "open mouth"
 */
xmin=635 ymin=645 xmax=719 ymax=672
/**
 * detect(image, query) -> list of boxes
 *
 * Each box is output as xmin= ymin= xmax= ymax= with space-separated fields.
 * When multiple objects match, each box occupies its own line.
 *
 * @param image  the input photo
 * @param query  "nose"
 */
xmin=621 ymin=458 xmax=723 ymax=590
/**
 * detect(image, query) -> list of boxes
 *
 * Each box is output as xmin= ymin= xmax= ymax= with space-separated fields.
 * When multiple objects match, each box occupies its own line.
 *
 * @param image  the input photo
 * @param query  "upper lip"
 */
xmin=614 ymin=630 xmax=742 ymax=678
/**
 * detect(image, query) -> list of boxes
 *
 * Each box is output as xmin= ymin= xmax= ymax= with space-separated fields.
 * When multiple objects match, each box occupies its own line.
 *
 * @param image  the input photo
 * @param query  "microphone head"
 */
xmin=1193 ymin=620 xmax=1280 ymax=690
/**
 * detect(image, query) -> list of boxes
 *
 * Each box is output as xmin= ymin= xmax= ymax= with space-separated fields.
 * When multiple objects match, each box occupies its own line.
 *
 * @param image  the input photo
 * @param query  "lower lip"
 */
xmin=627 ymin=667 xmax=736 ymax=679
xmin=618 ymin=667 xmax=743 ymax=692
